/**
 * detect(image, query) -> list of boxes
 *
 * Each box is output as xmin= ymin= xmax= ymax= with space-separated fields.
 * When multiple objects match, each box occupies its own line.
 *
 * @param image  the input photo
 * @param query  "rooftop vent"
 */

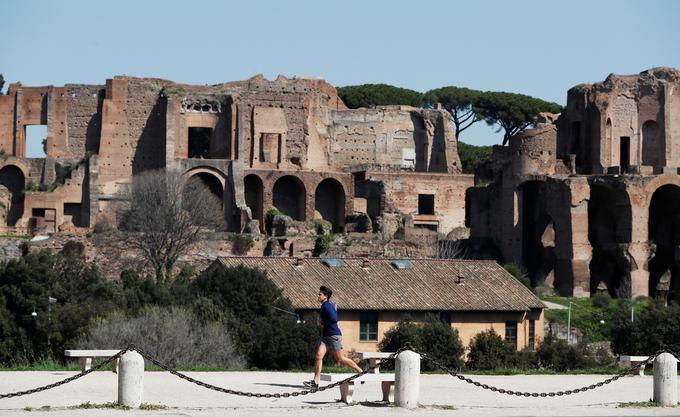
xmin=390 ymin=259 xmax=414 ymax=270
xmin=322 ymin=257 xmax=347 ymax=267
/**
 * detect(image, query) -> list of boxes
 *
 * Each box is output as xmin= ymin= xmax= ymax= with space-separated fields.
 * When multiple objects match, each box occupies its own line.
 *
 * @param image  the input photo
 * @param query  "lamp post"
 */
xmin=47 ymin=297 xmax=57 ymax=349
xmin=269 ymin=304 xmax=302 ymax=324
xmin=566 ymin=301 xmax=572 ymax=345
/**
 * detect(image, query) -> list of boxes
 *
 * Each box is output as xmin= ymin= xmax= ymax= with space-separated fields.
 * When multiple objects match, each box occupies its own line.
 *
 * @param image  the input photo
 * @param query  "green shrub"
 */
xmin=591 ymin=292 xmax=612 ymax=308
xmin=610 ymin=300 xmax=680 ymax=355
xmin=379 ymin=315 xmax=464 ymax=371
xmin=313 ymin=234 xmax=334 ymax=256
xmin=228 ymin=234 xmax=254 ymax=255
xmin=265 ymin=207 xmax=282 ymax=235
xmin=466 ymin=329 xmax=517 ymax=370
xmin=535 ymin=337 xmax=595 ymax=371
xmin=79 ymin=306 xmax=245 ymax=369
xmin=190 ymin=265 xmax=318 ymax=369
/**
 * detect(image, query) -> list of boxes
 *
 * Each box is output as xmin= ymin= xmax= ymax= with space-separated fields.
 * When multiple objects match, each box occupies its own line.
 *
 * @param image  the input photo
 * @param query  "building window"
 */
xmin=439 ymin=312 xmax=452 ymax=326
xmin=505 ymin=321 xmax=517 ymax=347
xmin=418 ymin=194 xmax=435 ymax=215
xmin=528 ymin=320 xmax=535 ymax=351
xmin=360 ymin=311 xmax=378 ymax=342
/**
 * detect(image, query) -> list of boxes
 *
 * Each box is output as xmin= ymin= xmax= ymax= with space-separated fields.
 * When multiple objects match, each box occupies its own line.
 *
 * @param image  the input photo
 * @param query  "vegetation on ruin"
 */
xmin=0 ymin=74 xmax=4 ymax=94
xmin=228 ymin=233 xmax=255 ymax=255
xmin=313 ymin=234 xmax=335 ymax=256
xmin=337 ymin=83 xmax=422 ymax=108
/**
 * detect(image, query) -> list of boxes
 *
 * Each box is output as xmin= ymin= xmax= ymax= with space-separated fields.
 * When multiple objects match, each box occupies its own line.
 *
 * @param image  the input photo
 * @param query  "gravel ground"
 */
xmin=0 ymin=370 xmax=678 ymax=417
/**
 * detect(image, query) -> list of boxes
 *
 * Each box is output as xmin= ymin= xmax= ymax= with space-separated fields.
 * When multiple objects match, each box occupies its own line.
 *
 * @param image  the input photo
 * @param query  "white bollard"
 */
xmin=653 ymin=352 xmax=678 ymax=406
xmin=118 ymin=351 xmax=144 ymax=408
xmin=395 ymin=350 xmax=420 ymax=408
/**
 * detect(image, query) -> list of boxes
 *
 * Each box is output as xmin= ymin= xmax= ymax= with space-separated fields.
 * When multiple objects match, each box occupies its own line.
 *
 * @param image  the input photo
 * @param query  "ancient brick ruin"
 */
xmin=2 ymin=68 xmax=680 ymax=300
xmin=0 ymin=74 xmax=469 ymax=260
xmin=470 ymin=67 xmax=680 ymax=300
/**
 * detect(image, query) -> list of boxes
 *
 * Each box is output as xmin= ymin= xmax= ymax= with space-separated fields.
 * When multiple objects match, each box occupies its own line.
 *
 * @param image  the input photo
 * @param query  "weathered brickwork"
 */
xmin=0 ymin=73 xmax=469 ymax=258
xmin=470 ymin=68 xmax=680 ymax=300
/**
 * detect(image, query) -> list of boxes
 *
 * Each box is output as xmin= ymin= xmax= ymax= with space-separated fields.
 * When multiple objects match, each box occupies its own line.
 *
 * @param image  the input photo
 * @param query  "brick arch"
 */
xmin=315 ymin=177 xmax=346 ymax=232
xmin=0 ymin=160 xmax=30 ymax=179
xmin=181 ymin=166 xmax=226 ymax=188
xmin=642 ymin=176 xmax=680 ymax=207
xmin=0 ymin=164 xmax=27 ymax=226
xmin=272 ymin=175 xmax=306 ymax=221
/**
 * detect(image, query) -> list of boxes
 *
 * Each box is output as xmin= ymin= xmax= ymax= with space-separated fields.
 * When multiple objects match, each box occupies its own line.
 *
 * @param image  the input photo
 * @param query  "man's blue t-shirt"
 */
xmin=320 ymin=300 xmax=342 ymax=337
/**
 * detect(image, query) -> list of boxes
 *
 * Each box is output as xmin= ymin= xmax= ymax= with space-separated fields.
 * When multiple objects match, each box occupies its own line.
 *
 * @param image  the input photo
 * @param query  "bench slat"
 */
xmin=64 ymin=350 xmax=121 ymax=357
xmin=320 ymin=373 xmax=394 ymax=382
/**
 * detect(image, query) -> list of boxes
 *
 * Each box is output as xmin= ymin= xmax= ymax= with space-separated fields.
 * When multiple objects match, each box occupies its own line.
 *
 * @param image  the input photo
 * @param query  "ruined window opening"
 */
xmin=642 ymin=121 xmax=660 ymax=167
xmin=25 ymin=125 xmax=47 ymax=158
xmin=620 ymin=136 xmax=630 ymax=173
xmin=32 ymin=208 xmax=46 ymax=217
xmin=259 ymin=133 xmax=282 ymax=163
xmin=315 ymin=178 xmax=346 ymax=232
xmin=505 ymin=321 xmax=517 ymax=347
xmin=359 ymin=311 xmax=378 ymax=342
xmin=244 ymin=174 xmax=264 ymax=232
xmin=418 ymin=194 xmax=435 ymax=215
xmin=188 ymin=127 xmax=212 ymax=159
xmin=0 ymin=165 xmax=26 ymax=226
xmin=64 ymin=203 xmax=85 ymax=228
xmin=272 ymin=175 xmax=306 ymax=221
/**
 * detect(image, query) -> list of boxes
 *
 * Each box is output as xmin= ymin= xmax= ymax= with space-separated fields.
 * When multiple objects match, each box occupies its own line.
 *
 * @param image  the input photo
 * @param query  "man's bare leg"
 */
xmin=313 ymin=342 xmax=327 ymax=384
xmin=333 ymin=350 xmax=363 ymax=373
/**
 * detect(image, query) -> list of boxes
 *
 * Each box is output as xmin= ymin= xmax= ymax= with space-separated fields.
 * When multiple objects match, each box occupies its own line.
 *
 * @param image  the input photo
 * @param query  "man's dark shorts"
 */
xmin=319 ymin=335 xmax=343 ymax=352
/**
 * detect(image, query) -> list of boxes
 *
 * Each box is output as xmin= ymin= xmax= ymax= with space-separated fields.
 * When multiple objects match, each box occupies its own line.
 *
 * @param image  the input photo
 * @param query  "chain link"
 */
xmin=0 ymin=348 xmax=129 ymax=399
xmin=0 ymin=346 xmax=674 ymax=400
xmin=415 ymin=348 xmax=664 ymax=397
xmin=130 ymin=344 xmax=406 ymax=399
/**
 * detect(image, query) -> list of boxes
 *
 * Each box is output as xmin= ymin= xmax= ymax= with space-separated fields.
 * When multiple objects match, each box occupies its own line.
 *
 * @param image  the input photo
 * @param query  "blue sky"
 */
xmin=2 ymin=0 xmax=679 ymax=155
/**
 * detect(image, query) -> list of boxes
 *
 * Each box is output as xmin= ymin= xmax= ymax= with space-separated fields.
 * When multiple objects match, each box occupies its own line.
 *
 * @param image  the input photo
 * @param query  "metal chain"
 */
xmin=130 ymin=344 xmax=406 ymax=399
xmin=0 ymin=348 xmax=129 ymax=399
xmin=0 ymin=345 xmax=675 ymax=400
xmin=415 ymin=348 xmax=665 ymax=397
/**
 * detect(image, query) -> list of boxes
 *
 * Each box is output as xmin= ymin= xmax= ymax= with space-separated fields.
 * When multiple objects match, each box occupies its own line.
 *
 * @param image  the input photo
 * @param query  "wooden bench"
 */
xmin=64 ymin=350 xmax=121 ymax=373
xmin=320 ymin=373 xmax=394 ymax=404
xmin=619 ymin=355 xmax=654 ymax=376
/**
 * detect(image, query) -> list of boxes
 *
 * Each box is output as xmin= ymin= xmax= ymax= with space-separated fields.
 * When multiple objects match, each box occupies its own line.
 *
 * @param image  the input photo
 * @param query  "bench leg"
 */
xmin=339 ymin=382 xmax=354 ymax=404
xmin=112 ymin=357 xmax=119 ymax=374
xmin=382 ymin=381 xmax=394 ymax=402
xmin=79 ymin=357 xmax=92 ymax=371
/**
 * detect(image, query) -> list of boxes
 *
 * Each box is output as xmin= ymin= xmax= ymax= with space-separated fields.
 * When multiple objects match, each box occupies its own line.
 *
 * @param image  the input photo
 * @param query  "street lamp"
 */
xmin=47 ymin=297 xmax=57 ymax=349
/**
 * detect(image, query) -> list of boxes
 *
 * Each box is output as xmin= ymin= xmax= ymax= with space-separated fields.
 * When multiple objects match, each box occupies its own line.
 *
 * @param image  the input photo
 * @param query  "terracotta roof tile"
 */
xmin=215 ymin=257 xmax=545 ymax=312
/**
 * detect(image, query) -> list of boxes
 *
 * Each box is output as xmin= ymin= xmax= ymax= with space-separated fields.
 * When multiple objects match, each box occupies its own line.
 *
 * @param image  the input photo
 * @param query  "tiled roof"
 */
xmin=214 ymin=257 xmax=545 ymax=312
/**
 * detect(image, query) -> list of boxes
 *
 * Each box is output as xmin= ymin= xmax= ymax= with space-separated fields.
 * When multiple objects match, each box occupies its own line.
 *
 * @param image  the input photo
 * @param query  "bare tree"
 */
xmin=437 ymin=239 xmax=469 ymax=259
xmin=119 ymin=170 xmax=223 ymax=283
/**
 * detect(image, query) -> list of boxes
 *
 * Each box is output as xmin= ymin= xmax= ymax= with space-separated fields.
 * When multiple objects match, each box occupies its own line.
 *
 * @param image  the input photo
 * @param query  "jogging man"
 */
xmin=304 ymin=285 xmax=362 ymax=388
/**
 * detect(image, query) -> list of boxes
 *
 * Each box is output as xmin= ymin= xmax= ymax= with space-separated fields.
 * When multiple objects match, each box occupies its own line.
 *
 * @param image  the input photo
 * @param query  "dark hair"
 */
xmin=319 ymin=285 xmax=333 ymax=299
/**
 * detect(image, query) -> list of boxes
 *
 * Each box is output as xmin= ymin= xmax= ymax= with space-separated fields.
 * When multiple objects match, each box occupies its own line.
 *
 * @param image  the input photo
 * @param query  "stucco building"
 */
xmin=212 ymin=257 xmax=545 ymax=352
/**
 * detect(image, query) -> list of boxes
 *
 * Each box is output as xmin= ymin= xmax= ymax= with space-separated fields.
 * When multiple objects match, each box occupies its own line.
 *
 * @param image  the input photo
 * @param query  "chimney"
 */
xmin=361 ymin=258 xmax=370 ymax=268
xmin=294 ymin=257 xmax=304 ymax=267
xmin=457 ymin=274 xmax=465 ymax=285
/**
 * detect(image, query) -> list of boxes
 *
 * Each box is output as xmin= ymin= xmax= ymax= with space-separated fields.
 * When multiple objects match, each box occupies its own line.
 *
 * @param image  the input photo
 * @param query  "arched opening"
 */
xmin=519 ymin=181 xmax=555 ymax=287
xmin=642 ymin=120 xmax=660 ymax=167
xmin=244 ymin=174 xmax=264 ymax=231
xmin=648 ymin=184 xmax=680 ymax=301
xmin=0 ymin=165 xmax=25 ymax=226
xmin=315 ymin=178 xmax=346 ymax=232
xmin=183 ymin=172 xmax=224 ymax=214
xmin=273 ymin=175 xmax=306 ymax=221
xmin=588 ymin=183 xmax=633 ymax=298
